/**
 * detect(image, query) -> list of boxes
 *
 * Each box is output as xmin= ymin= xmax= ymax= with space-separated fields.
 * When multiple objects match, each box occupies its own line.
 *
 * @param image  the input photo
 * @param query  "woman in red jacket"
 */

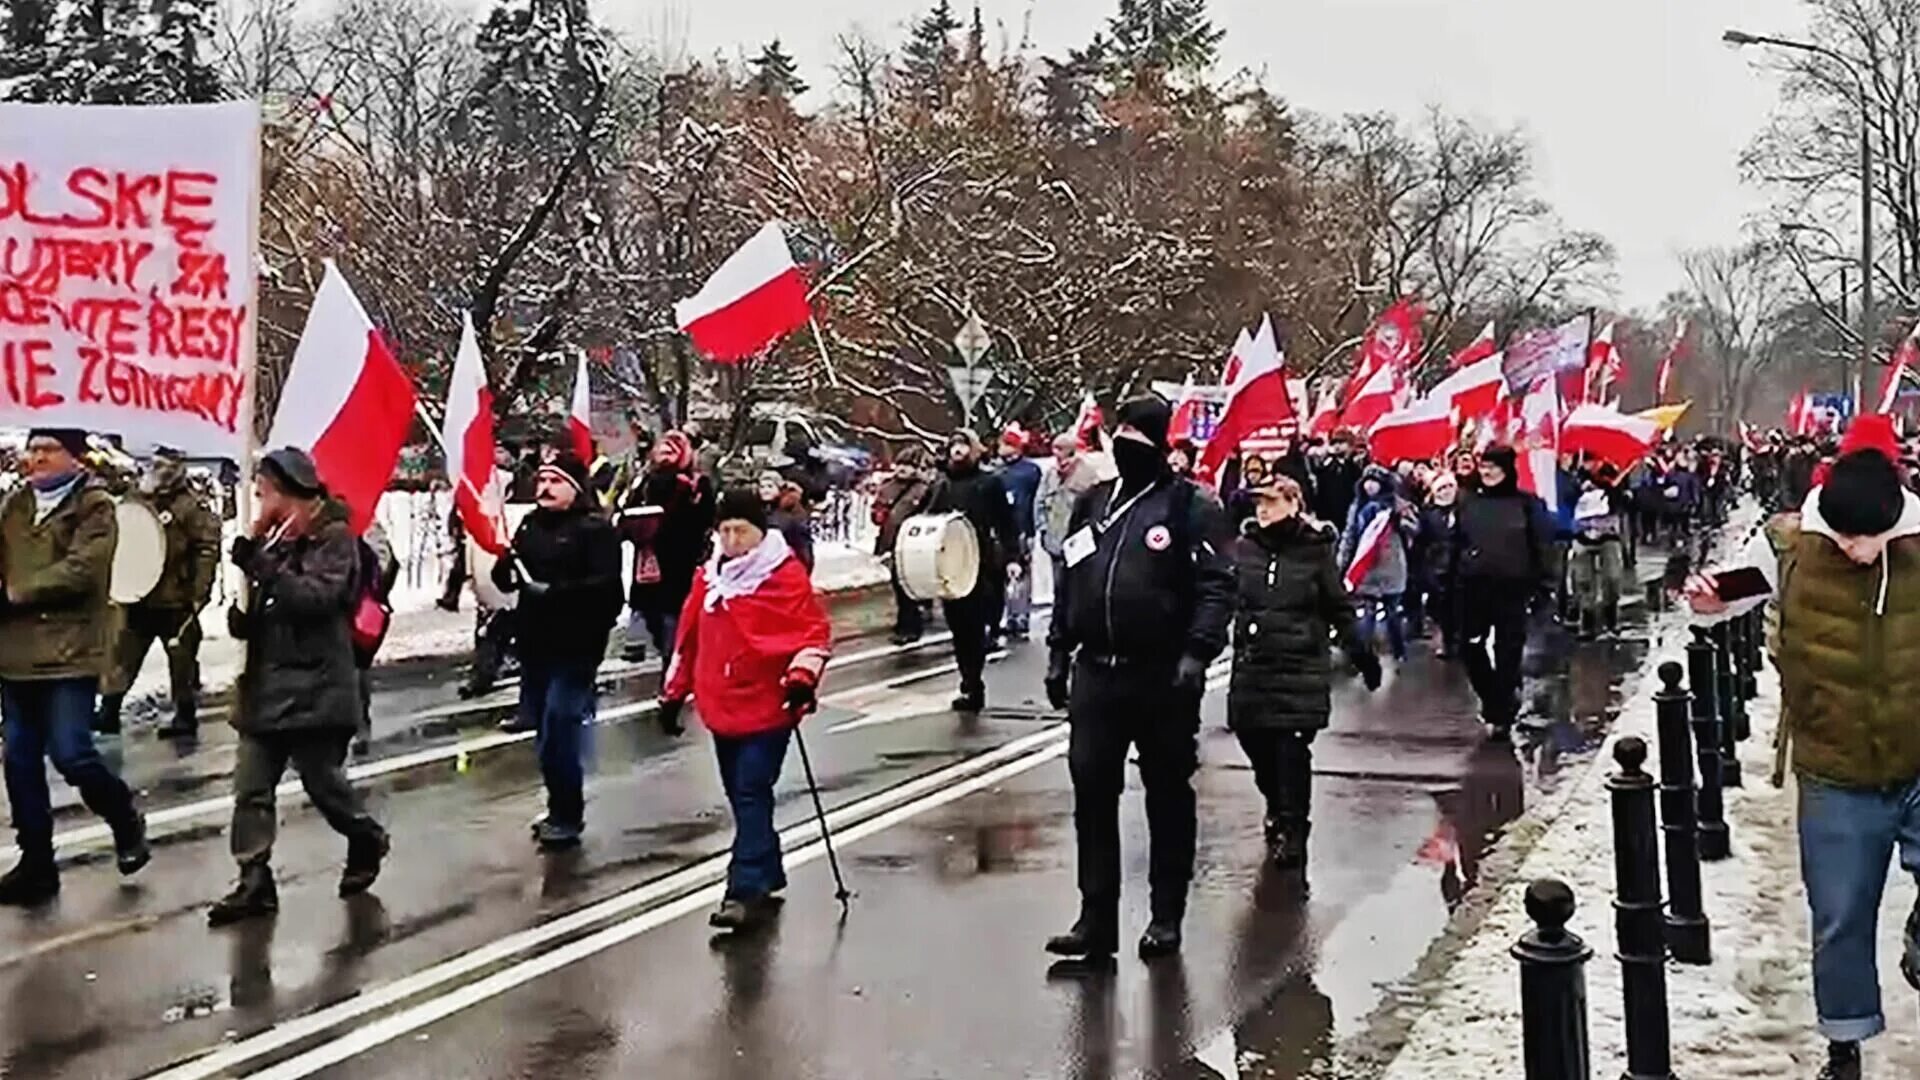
xmin=660 ymin=489 xmax=832 ymax=930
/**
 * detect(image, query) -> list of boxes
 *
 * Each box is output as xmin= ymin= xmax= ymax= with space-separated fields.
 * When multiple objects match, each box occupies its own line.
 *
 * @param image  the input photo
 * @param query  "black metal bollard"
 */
xmin=1711 ymin=624 xmax=1745 ymax=789
xmin=1741 ymin=609 xmax=1763 ymax=704
xmin=1513 ymin=878 xmax=1593 ymax=1080
xmin=1688 ymin=629 xmax=1731 ymax=861
xmin=1653 ymin=663 xmax=1711 ymax=964
xmin=1731 ymin=612 xmax=1758 ymax=711
xmin=1610 ymin=737 xmax=1674 ymax=1079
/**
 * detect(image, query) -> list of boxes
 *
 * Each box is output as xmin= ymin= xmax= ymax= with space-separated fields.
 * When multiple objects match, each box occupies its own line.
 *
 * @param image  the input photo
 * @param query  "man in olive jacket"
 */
xmin=97 ymin=447 xmax=222 ymax=738
xmin=0 ymin=428 xmax=150 ymax=905
xmin=210 ymin=448 xmax=388 ymax=926
xmin=1691 ymin=415 xmax=1920 ymax=1080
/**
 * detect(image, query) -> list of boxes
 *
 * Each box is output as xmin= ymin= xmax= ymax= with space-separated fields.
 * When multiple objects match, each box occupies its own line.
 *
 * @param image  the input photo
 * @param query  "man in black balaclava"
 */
xmin=1044 ymin=397 xmax=1234 ymax=966
xmin=1450 ymin=443 xmax=1555 ymax=741
xmin=924 ymin=428 xmax=1018 ymax=712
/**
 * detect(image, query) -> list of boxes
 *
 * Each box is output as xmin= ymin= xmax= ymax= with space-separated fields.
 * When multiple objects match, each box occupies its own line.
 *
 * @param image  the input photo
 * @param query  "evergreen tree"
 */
xmin=748 ymin=38 xmax=808 ymax=100
xmin=1040 ymin=38 xmax=1109 ymax=138
xmin=963 ymin=3 xmax=984 ymax=68
xmin=0 ymin=0 xmax=222 ymax=103
xmin=1106 ymin=0 xmax=1223 ymax=80
xmin=899 ymin=0 xmax=961 ymax=106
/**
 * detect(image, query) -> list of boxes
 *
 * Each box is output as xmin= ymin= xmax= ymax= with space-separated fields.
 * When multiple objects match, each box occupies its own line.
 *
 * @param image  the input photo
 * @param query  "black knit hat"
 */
xmin=1117 ymin=397 xmax=1173 ymax=452
xmin=1821 ymin=450 xmax=1905 ymax=537
xmin=1481 ymin=443 xmax=1518 ymax=481
xmin=258 ymin=447 xmax=326 ymax=498
xmin=28 ymin=428 xmax=88 ymax=459
xmin=536 ymin=453 xmax=593 ymax=500
xmin=716 ymin=487 xmax=770 ymax=532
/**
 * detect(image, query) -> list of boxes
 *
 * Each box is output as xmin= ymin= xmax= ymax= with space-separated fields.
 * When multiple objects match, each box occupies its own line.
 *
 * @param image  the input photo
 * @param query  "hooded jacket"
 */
xmin=1338 ymin=466 xmax=1414 ymax=598
xmin=1228 ymin=516 xmax=1360 ymax=732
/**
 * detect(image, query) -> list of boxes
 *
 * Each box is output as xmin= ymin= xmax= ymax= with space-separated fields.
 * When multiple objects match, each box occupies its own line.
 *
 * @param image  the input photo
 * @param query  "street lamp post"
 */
xmin=1726 ymin=28 xmax=1876 ymax=405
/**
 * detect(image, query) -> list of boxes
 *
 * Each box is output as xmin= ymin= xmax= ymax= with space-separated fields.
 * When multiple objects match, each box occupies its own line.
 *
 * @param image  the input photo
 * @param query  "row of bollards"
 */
xmin=1512 ymin=606 xmax=1765 ymax=1078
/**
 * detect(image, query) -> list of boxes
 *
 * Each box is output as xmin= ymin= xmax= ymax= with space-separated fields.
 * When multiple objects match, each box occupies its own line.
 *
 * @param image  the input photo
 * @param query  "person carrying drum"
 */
xmin=97 ymin=447 xmax=221 ymax=739
xmin=1043 ymin=398 xmax=1233 ymax=963
xmin=0 ymin=428 xmax=151 ymax=906
xmin=925 ymin=429 xmax=1018 ymax=714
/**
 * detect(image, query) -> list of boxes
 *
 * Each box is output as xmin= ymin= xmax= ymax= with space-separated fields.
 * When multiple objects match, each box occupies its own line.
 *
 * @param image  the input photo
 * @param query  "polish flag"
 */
xmin=1347 ymin=297 xmax=1424 ymax=399
xmin=1073 ymin=392 xmax=1105 ymax=450
xmin=1448 ymin=321 xmax=1497 ymax=370
xmin=267 ymin=261 xmax=417 ymax=535
xmin=1584 ymin=321 xmax=1623 ymax=402
xmin=1340 ymin=360 xmax=1402 ymax=434
xmin=1287 ymin=378 xmax=1311 ymax=423
xmin=441 ymin=316 xmax=506 ymax=555
xmin=1368 ymin=395 xmax=1453 ymax=465
xmin=1197 ymin=315 xmax=1292 ymax=485
xmin=1877 ymin=322 xmax=1920 ymax=414
xmin=1307 ymin=382 xmax=1341 ymax=438
xmin=1655 ymin=316 xmax=1689 ymax=402
xmin=1343 ymin=507 xmax=1396 ymax=593
xmin=1220 ymin=327 xmax=1254 ymax=386
xmin=673 ymin=221 xmax=813 ymax=363
xmin=1560 ymin=404 xmax=1661 ymax=471
xmin=566 ymin=347 xmax=595 ymax=464
xmin=1168 ymin=374 xmax=1202 ymax=444
xmin=1788 ymin=387 xmax=1812 ymax=435
xmin=1430 ymin=349 xmax=1508 ymax=423
xmin=1514 ymin=377 xmax=1561 ymax=515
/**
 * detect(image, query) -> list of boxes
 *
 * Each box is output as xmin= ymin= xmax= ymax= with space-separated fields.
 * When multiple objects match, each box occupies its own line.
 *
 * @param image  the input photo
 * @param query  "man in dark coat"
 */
xmin=493 ymin=453 xmax=624 ymax=850
xmin=1229 ymin=472 xmax=1380 ymax=869
xmin=874 ymin=445 xmax=935 ymax=643
xmin=0 ymin=428 xmax=150 ymax=905
xmin=619 ymin=431 xmax=713 ymax=665
xmin=1451 ymin=444 xmax=1556 ymax=740
xmin=211 ymin=448 xmax=388 ymax=925
xmin=926 ymin=429 xmax=1017 ymax=713
xmin=1043 ymin=398 xmax=1234 ymax=963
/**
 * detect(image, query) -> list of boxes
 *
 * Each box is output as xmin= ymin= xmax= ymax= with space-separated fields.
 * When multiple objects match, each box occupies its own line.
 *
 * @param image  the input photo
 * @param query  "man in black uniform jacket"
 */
xmin=1044 ymin=398 xmax=1234 ymax=963
xmin=925 ymin=429 xmax=1017 ymax=713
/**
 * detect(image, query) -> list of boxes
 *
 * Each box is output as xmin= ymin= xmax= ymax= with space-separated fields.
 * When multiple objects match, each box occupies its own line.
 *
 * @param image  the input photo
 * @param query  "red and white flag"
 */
xmin=1073 ymin=392 xmax=1105 ymax=450
xmin=1307 ymin=382 xmax=1341 ymax=438
xmin=1197 ymin=315 xmax=1292 ymax=485
xmin=1560 ymin=403 xmax=1661 ymax=471
xmin=1655 ymin=316 xmax=1689 ymax=402
xmin=1340 ymin=359 xmax=1402 ymax=434
xmin=1347 ymin=297 xmax=1424 ymax=399
xmin=1220 ymin=327 xmax=1254 ymax=386
xmin=441 ymin=316 xmax=506 ymax=556
xmin=1430 ymin=348 xmax=1508 ymax=423
xmin=673 ymin=221 xmax=812 ymax=363
xmin=568 ymin=348 xmax=594 ymax=464
xmin=1585 ymin=320 xmax=1623 ymax=403
xmin=1368 ymin=395 xmax=1453 ymax=465
xmin=1514 ymin=377 xmax=1561 ymax=515
xmin=1168 ymin=373 xmax=1202 ymax=445
xmin=1343 ymin=508 xmax=1396 ymax=592
xmin=267 ymin=261 xmax=417 ymax=535
xmin=1877 ymin=322 xmax=1920 ymax=414
xmin=1448 ymin=320 xmax=1497 ymax=371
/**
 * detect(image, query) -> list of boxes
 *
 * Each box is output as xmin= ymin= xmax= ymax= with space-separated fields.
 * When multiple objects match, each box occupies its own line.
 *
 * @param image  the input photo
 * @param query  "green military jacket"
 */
xmin=0 ymin=478 xmax=119 ymax=681
xmin=135 ymin=481 xmax=221 ymax=613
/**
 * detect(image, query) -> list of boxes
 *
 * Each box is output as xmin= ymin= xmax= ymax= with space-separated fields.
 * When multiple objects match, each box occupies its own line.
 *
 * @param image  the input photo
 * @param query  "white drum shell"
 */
xmin=110 ymin=500 xmax=166 ymax=605
xmin=893 ymin=513 xmax=980 ymax=602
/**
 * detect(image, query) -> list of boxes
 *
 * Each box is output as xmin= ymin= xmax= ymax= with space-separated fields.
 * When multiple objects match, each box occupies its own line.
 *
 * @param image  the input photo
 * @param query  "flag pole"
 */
xmin=233 ymin=105 xmax=267 ymax=610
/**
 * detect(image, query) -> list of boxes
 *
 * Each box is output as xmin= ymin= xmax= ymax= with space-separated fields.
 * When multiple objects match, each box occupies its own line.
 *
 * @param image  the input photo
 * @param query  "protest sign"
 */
xmin=0 ymin=101 xmax=260 ymax=458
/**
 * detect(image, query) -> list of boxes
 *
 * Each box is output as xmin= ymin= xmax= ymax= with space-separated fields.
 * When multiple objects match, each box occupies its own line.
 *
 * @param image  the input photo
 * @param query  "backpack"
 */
xmin=350 ymin=539 xmax=391 ymax=666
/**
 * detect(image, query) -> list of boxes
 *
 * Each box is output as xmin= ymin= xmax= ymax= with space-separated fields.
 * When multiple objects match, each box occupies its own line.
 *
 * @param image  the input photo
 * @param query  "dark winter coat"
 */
xmin=0 ymin=477 xmax=118 ymax=681
xmin=1451 ymin=485 xmax=1555 ymax=586
xmin=927 ymin=462 xmax=1018 ymax=578
xmin=1227 ymin=516 xmax=1359 ymax=732
xmin=494 ymin=502 xmax=624 ymax=666
xmin=135 ymin=480 xmax=221 ymax=614
xmin=873 ymin=472 xmax=932 ymax=557
xmin=229 ymin=500 xmax=362 ymax=735
xmin=1049 ymin=474 xmax=1234 ymax=668
xmin=623 ymin=466 xmax=714 ymax=612
xmin=998 ymin=457 xmax=1043 ymax=542
xmin=1311 ymin=455 xmax=1362 ymax=526
xmin=1414 ymin=503 xmax=1460 ymax=588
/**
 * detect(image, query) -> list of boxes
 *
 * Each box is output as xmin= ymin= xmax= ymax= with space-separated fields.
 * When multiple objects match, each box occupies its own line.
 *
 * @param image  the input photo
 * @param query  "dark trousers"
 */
xmin=231 ymin=729 xmax=381 ymax=870
xmin=714 ymin=727 xmax=793 ymax=900
xmin=520 ymin=658 xmax=597 ymax=831
xmin=889 ymin=569 xmax=926 ymax=640
xmin=1067 ymin=660 xmax=1201 ymax=925
xmin=1 ymin=677 xmax=137 ymax=858
xmin=944 ymin=580 xmax=1002 ymax=697
xmin=1426 ymin=579 xmax=1462 ymax=655
xmin=1234 ymin=728 xmax=1315 ymax=829
xmin=466 ymin=607 xmax=517 ymax=694
xmin=1462 ymin=586 xmax=1531 ymax=727
xmin=440 ymin=545 xmax=467 ymax=607
xmin=107 ymin=604 xmax=201 ymax=709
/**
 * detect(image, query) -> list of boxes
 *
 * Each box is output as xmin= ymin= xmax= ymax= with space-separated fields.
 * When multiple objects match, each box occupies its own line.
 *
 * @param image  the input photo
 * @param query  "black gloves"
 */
xmin=656 ymin=698 xmax=685 ymax=736
xmin=230 ymin=536 xmax=260 ymax=574
xmin=784 ymin=674 xmax=818 ymax=716
xmin=1174 ymin=655 xmax=1209 ymax=694
xmin=1045 ymin=649 xmax=1071 ymax=710
xmin=226 ymin=605 xmax=251 ymax=641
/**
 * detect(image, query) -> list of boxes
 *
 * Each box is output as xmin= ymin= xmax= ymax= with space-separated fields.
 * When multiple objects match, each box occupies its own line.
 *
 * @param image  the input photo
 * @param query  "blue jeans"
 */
xmin=1358 ymin=594 xmax=1408 ymax=661
xmin=714 ymin=727 xmax=793 ymax=899
xmin=1798 ymin=776 xmax=1920 ymax=1043
xmin=519 ymin=660 xmax=598 ymax=833
xmin=1 ymin=677 xmax=136 ymax=857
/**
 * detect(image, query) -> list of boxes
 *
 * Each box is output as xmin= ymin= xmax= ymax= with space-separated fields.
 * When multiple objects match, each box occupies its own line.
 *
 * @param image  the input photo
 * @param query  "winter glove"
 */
xmin=656 ymin=697 xmax=685 ymax=737
xmin=783 ymin=669 xmax=819 ymax=716
xmin=1045 ymin=649 xmax=1072 ymax=711
xmin=225 ymin=605 xmax=252 ymax=641
xmin=230 ymin=536 xmax=260 ymax=574
xmin=1173 ymin=655 xmax=1209 ymax=695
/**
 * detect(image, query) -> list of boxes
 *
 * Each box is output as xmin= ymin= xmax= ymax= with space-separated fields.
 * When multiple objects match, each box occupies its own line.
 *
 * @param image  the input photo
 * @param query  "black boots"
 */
xmin=1265 ymin=817 xmax=1309 ymax=870
xmin=1045 ymin=913 xmax=1119 ymax=959
xmin=156 ymin=700 xmax=198 ymax=740
xmin=209 ymin=865 xmax=278 ymax=926
xmin=708 ymin=896 xmax=781 ymax=931
xmin=1137 ymin=920 xmax=1182 ymax=960
xmin=1816 ymin=1041 xmax=1861 ymax=1080
xmin=0 ymin=855 xmax=59 ymax=906
xmin=94 ymin=694 xmax=123 ymax=736
xmin=114 ymin=813 xmax=151 ymax=877
xmin=340 ymin=828 xmax=390 ymax=897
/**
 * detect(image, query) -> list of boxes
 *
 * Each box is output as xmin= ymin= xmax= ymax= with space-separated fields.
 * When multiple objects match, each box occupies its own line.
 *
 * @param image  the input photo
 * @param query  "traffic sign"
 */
xmin=954 ymin=311 xmax=991 ymax=367
xmin=947 ymin=365 xmax=994 ymax=421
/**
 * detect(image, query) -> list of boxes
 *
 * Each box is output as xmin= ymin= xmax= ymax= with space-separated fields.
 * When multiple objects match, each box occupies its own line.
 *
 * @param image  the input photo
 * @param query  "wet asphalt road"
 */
xmin=0 ymin=564 xmax=1670 ymax=1080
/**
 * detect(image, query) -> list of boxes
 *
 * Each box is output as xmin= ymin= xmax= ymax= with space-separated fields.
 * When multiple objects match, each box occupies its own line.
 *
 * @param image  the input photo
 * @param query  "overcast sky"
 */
xmin=607 ymin=0 xmax=1814 ymax=312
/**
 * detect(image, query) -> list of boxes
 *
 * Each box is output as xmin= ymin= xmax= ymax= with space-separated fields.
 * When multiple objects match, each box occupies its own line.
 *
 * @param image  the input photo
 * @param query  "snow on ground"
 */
xmin=1380 ymin=632 xmax=1920 ymax=1078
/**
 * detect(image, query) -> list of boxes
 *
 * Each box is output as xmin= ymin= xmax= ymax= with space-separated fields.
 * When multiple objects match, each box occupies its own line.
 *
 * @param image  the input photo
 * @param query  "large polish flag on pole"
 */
xmin=1514 ymin=377 xmax=1561 ymax=515
xmin=1197 ymin=315 xmax=1292 ymax=485
xmin=1340 ymin=359 xmax=1402 ymax=433
xmin=568 ymin=349 xmax=595 ymax=463
xmin=1560 ymin=404 xmax=1661 ymax=472
xmin=674 ymin=222 xmax=813 ymax=363
xmin=268 ymin=261 xmax=417 ymax=535
xmin=1430 ymin=349 xmax=1508 ymax=423
xmin=442 ymin=316 xmax=506 ymax=555
xmin=1448 ymin=321 xmax=1497 ymax=370
xmin=1877 ymin=322 xmax=1920 ymax=414
xmin=1368 ymin=395 xmax=1453 ymax=465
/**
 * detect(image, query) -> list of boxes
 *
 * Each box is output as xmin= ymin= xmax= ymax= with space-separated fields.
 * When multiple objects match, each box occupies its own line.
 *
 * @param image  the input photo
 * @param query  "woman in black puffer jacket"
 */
xmin=1229 ymin=472 xmax=1381 ymax=871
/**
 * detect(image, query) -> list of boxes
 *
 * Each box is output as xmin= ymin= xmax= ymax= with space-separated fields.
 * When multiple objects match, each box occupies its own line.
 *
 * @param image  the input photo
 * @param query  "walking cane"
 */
xmin=791 ymin=706 xmax=853 ymax=913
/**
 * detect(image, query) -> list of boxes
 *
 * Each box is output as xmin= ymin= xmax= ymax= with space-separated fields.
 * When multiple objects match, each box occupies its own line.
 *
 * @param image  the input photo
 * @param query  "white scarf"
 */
xmin=702 ymin=527 xmax=793 ymax=611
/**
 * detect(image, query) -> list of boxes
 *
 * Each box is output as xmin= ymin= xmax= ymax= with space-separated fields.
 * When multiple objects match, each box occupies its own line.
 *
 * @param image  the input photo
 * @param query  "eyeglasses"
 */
xmin=24 ymin=441 xmax=66 ymax=455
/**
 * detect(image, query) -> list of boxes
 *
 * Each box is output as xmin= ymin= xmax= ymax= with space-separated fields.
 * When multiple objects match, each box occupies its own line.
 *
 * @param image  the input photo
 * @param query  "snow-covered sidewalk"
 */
xmin=1379 ymin=634 xmax=1920 ymax=1077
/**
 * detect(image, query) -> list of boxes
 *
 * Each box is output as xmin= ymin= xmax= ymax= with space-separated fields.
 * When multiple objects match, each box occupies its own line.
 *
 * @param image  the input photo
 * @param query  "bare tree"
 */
xmin=1680 ymin=241 xmax=1795 ymax=426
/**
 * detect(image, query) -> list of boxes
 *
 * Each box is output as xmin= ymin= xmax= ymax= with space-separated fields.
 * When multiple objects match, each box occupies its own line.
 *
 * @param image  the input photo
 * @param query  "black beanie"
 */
xmin=716 ymin=487 xmax=770 ymax=532
xmin=1481 ymin=444 xmax=1518 ymax=485
xmin=1821 ymin=450 xmax=1905 ymax=537
xmin=536 ymin=454 xmax=593 ymax=500
xmin=258 ymin=447 xmax=326 ymax=498
xmin=28 ymin=428 xmax=88 ymax=459
xmin=1117 ymin=397 xmax=1173 ymax=452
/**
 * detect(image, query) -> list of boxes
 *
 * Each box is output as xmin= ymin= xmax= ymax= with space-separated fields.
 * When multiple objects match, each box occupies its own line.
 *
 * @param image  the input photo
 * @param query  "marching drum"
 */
xmin=469 ymin=504 xmax=533 ymax=611
xmin=110 ymin=500 xmax=166 ymax=605
xmin=893 ymin=512 xmax=981 ymax=602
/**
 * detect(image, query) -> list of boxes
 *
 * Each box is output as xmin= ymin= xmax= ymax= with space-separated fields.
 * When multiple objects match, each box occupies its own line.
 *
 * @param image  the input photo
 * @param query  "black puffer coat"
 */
xmin=230 ymin=500 xmax=362 ymax=736
xmin=495 ymin=503 xmax=624 ymax=665
xmin=1226 ymin=516 xmax=1359 ymax=732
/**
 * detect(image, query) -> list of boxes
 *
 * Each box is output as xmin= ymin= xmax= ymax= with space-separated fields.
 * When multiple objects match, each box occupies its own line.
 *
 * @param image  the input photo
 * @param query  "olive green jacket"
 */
xmin=1773 ymin=490 xmax=1920 ymax=790
xmin=0 ymin=478 xmax=119 ymax=681
xmin=134 ymin=481 xmax=221 ymax=613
